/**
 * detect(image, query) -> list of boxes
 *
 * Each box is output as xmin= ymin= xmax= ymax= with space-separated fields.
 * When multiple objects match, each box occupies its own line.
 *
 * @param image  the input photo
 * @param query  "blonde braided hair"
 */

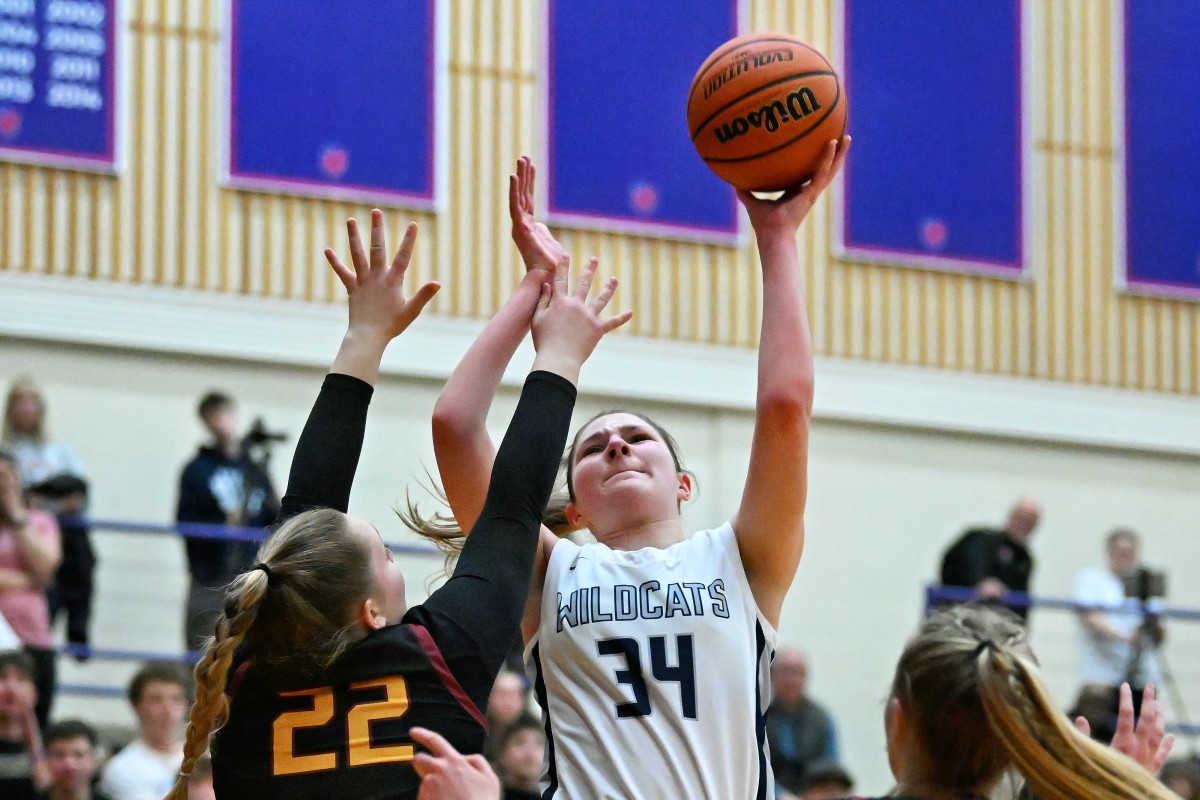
xmin=164 ymin=567 xmax=267 ymax=800
xmin=894 ymin=606 xmax=1175 ymax=800
xmin=164 ymin=507 xmax=377 ymax=799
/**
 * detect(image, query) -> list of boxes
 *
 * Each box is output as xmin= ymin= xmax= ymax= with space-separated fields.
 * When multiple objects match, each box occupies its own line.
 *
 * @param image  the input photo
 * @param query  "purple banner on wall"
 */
xmin=546 ymin=0 xmax=740 ymax=242
xmin=0 ymin=0 xmax=118 ymax=171
xmin=840 ymin=0 xmax=1025 ymax=276
xmin=1122 ymin=0 xmax=1200 ymax=297
xmin=227 ymin=0 xmax=436 ymax=206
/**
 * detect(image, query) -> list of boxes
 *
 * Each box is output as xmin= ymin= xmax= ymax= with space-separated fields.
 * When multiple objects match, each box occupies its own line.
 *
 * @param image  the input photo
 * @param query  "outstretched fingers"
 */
xmin=601 ymin=308 xmax=634 ymax=334
xmin=346 ymin=216 xmax=369 ymax=282
xmin=324 ymin=247 xmax=355 ymax=292
xmin=389 ymin=222 xmax=419 ymax=283
xmin=369 ymin=208 xmax=388 ymax=271
xmin=573 ymin=257 xmax=599 ymax=300
xmin=589 ymin=275 xmax=619 ymax=315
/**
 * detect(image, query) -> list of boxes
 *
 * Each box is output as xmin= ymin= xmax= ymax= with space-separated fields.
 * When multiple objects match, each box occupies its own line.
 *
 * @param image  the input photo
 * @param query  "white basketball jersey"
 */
xmin=526 ymin=522 xmax=778 ymax=800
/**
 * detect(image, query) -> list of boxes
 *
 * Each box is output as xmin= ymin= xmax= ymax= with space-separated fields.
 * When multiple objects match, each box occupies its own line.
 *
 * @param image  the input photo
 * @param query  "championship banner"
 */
xmin=0 ymin=0 xmax=117 ymax=171
xmin=839 ymin=0 xmax=1025 ymax=277
xmin=227 ymin=0 xmax=437 ymax=206
xmin=546 ymin=0 xmax=741 ymax=243
xmin=1121 ymin=0 xmax=1200 ymax=297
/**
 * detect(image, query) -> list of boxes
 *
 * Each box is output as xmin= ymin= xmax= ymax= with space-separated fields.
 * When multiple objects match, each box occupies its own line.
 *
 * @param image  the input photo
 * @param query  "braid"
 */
xmin=164 ymin=569 xmax=268 ymax=800
xmin=976 ymin=629 xmax=1176 ymax=800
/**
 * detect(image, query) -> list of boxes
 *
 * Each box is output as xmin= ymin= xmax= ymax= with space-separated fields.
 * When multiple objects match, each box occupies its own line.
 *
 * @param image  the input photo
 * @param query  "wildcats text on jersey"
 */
xmin=556 ymin=579 xmax=730 ymax=632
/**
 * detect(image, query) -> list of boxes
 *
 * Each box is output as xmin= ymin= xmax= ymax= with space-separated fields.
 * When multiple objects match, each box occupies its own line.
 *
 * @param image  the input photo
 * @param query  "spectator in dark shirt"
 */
xmin=766 ymin=646 xmax=839 ymax=796
xmin=939 ymin=497 xmax=1040 ymax=621
xmin=176 ymin=391 xmax=279 ymax=651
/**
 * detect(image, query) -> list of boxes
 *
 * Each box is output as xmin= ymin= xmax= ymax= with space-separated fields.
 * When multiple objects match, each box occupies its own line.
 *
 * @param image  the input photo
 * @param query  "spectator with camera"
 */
xmin=1075 ymin=528 xmax=1164 ymax=722
xmin=176 ymin=391 xmax=279 ymax=651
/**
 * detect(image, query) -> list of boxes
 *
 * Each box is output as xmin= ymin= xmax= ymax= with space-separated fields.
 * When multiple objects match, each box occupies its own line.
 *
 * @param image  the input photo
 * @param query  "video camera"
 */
xmin=1121 ymin=566 xmax=1167 ymax=602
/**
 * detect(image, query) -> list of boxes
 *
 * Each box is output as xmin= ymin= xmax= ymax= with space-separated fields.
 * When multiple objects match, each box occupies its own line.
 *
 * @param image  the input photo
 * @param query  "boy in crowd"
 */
xmin=99 ymin=661 xmax=188 ymax=800
xmin=38 ymin=719 xmax=111 ymax=800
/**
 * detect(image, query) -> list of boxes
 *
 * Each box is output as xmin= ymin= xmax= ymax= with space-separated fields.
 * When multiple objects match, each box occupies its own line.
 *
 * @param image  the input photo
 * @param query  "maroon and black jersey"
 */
xmin=211 ymin=371 xmax=575 ymax=800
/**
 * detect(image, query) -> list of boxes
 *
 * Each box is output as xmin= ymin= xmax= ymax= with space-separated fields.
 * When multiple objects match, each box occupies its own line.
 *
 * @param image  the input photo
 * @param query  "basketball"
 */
xmin=687 ymin=32 xmax=847 ymax=192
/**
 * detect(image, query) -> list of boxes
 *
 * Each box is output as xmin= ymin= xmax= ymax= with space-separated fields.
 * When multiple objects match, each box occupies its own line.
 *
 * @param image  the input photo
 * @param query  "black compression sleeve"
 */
xmin=416 ymin=370 xmax=576 ymax=704
xmin=276 ymin=373 xmax=374 ymax=523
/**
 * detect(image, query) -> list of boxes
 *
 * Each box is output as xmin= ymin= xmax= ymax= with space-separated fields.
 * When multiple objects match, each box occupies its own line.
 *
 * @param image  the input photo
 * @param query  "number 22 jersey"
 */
xmin=527 ymin=522 xmax=778 ymax=799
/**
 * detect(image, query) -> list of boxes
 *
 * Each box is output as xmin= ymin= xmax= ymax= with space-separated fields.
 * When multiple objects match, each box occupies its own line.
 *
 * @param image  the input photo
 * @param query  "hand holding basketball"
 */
xmin=737 ymin=136 xmax=851 ymax=238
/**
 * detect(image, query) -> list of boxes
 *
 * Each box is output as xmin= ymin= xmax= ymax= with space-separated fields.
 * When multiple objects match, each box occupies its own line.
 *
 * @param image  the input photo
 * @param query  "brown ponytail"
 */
xmin=894 ymin=606 xmax=1174 ymax=800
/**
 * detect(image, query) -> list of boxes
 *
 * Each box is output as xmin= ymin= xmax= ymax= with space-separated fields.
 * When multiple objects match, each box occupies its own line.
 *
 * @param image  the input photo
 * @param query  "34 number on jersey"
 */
xmin=272 ymin=676 xmax=414 ymax=776
xmin=597 ymin=634 xmax=697 ymax=720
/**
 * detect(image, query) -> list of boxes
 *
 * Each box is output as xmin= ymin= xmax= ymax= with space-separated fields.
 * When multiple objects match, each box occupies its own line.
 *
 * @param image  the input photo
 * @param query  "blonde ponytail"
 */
xmin=978 ymin=646 xmax=1175 ymax=800
xmin=164 ymin=568 xmax=268 ymax=800
xmin=894 ymin=606 xmax=1175 ymax=800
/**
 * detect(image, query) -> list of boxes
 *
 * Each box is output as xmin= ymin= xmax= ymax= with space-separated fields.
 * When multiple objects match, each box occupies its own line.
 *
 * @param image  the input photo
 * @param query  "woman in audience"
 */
xmin=3 ymin=378 xmax=95 ymax=660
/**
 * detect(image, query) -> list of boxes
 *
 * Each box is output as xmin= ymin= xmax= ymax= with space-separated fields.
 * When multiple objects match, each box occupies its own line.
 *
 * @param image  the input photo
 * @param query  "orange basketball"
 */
xmin=687 ymin=32 xmax=847 ymax=192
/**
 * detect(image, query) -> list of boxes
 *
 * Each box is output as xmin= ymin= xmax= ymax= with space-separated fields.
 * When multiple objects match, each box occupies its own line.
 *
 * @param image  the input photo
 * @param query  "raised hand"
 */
xmin=530 ymin=254 xmax=632 ymax=383
xmin=1074 ymin=682 xmax=1174 ymax=773
xmin=509 ymin=156 xmax=566 ymax=276
xmin=737 ymin=135 xmax=851 ymax=240
xmin=325 ymin=209 xmax=441 ymax=342
xmin=410 ymin=727 xmax=501 ymax=800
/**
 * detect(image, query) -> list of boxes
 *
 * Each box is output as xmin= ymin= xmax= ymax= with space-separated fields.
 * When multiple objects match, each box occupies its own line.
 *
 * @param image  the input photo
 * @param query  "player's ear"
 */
xmin=359 ymin=596 xmax=387 ymax=631
xmin=676 ymin=472 xmax=694 ymax=502
xmin=564 ymin=501 xmax=585 ymax=531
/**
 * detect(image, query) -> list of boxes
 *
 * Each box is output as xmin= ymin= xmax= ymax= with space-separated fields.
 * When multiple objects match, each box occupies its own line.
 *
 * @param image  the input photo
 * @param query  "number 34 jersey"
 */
xmin=527 ymin=522 xmax=779 ymax=800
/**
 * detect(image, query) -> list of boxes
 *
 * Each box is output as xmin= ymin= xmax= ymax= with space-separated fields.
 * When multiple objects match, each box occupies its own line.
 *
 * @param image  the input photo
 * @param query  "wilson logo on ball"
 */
xmin=713 ymin=86 xmax=822 ymax=143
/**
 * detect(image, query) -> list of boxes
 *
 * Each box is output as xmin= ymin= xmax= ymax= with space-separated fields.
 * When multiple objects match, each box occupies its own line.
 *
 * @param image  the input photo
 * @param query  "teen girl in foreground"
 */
xmin=165 ymin=211 xmax=628 ymax=800
xmin=421 ymin=139 xmax=848 ymax=798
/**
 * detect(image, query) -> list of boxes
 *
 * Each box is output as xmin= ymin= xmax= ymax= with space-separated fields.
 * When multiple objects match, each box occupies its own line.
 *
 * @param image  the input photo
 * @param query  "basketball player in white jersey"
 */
xmin=418 ymin=139 xmax=849 ymax=799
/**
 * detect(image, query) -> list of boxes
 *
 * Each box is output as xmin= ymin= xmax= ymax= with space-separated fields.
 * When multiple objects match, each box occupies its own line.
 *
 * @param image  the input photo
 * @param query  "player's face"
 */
xmin=568 ymin=413 xmax=685 ymax=535
xmin=349 ymin=514 xmax=406 ymax=624
xmin=46 ymin=736 xmax=97 ymax=791
xmin=135 ymin=680 xmax=187 ymax=742
xmin=0 ymin=665 xmax=36 ymax=722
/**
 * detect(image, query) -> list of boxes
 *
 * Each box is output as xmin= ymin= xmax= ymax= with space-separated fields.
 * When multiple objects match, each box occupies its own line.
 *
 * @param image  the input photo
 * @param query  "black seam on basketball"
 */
xmin=689 ymin=70 xmax=837 ymax=141
xmin=690 ymin=37 xmax=833 ymax=92
xmin=702 ymin=82 xmax=841 ymax=164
